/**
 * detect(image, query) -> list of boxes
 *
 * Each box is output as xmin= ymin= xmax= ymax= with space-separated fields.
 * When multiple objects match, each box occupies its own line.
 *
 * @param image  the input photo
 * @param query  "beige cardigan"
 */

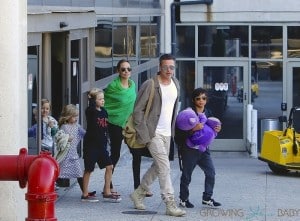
xmin=133 ymin=74 xmax=180 ymax=145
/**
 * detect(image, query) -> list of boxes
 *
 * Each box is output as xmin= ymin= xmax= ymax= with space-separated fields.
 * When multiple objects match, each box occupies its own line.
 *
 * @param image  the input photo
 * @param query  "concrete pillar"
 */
xmin=0 ymin=1 xmax=27 ymax=221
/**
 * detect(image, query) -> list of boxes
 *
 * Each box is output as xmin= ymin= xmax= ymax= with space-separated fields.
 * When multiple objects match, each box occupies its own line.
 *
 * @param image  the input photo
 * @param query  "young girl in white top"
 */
xmin=41 ymin=98 xmax=58 ymax=155
xmin=28 ymin=99 xmax=58 ymax=155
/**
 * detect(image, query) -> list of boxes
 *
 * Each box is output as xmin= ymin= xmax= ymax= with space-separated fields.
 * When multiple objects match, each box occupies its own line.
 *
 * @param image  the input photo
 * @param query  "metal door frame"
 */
xmin=286 ymin=62 xmax=300 ymax=112
xmin=66 ymin=29 xmax=91 ymax=125
xmin=67 ymin=30 xmax=89 ymax=104
xmin=197 ymin=60 xmax=249 ymax=151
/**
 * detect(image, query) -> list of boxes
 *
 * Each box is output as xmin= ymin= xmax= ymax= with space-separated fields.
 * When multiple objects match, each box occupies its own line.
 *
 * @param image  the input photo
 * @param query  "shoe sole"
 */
xmin=81 ymin=199 xmax=99 ymax=202
xmin=179 ymin=202 xmax=186 ymax=208
xmin=202 ymin=203 xmax=221 ymax=208
xmin=103 ymin=198 xmax=122 ymax=203
xmin=103 ymin=196 xmax=122 ymax=203
xmin=166 ymin=211 xmax=186 ymax=217
xmin=179 ymin=205 xmax=194 ymax=208
xmin=102 ymin=191 xmax=121 ymax=197
xmin=179 ymin=203 xmax=194 ymax=208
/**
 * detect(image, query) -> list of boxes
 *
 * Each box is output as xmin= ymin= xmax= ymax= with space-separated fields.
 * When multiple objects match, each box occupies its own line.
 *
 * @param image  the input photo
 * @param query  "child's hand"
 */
xmin=214 ymin=125 xmax=221 ymax=133
xmin=192 ymin=123 xmax=204 ymax=132
xmin=68 ymin=136 xmax=74 ymax=142
xmin=48 ymin=120 xmax=54 ymax=128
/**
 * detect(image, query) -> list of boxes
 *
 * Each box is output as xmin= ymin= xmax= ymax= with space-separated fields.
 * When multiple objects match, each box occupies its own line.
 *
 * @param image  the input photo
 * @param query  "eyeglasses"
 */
xmin=161 ymin=65 xmax=175 ymax=72
xmin=120 ymin=67 xmax=132 ymax=72
xmin=195 ymin=96 xmax=207 ymax=101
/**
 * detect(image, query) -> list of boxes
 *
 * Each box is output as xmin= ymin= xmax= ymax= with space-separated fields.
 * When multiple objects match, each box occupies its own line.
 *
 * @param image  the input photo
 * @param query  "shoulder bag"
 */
xmin=122 ymin=79 xmax=154 ymax=148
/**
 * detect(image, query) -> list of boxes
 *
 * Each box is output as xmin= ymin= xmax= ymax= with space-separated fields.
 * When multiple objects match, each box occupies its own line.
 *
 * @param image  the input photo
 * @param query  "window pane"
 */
xmin=27 ymin=46 xmax=39 ymax=155
xmin=70 ymin=40 xmax=80 ymax=105
xmin=82 ymin=38 xmax=88 ymax=82
xmin=251 ymin=26 xmax=282 ymax=59
xmin=176 ymin=61 xmax=195 ymax=109
xmin=292 ymin=67 xmax=300 ymax=106
xmin=204 ymin=66 xmax=242 ymax=139
xmin=95 ymin=21 xmax=113 ymax=81
xmin=138 ymin=60 xmax=158 ymax=89
xmin=176 ymin=26 xmax=195 ymax=58
xmin=140 ymin=17 xmax=159 ymax=58
xmin=95 ymin=60 xmax=113 ymax=81
xmin=198 ymin=26 xmax=248 ymax=57
xmin=288 ymin=26 xmax=300 ymax=58
xmin=109 ymin=0 xmax=160 ymax=8
xmin=95 ymin=23 xmax=112 ymax=58
xmin=113 ymin=24 xmax=136 ymax=57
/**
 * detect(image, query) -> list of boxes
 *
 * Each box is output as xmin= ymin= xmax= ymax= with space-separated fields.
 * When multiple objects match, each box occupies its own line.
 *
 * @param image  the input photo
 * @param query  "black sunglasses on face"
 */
xmin=120 ymin=67 xmax=132 ymax=72
xmin=195 ymin=96 xmax=207 ymax=101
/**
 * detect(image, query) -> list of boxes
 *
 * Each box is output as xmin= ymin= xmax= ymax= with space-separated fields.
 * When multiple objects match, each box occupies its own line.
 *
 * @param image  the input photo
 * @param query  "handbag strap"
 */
xmin=144 ymin=79 xmax=155 ymax=119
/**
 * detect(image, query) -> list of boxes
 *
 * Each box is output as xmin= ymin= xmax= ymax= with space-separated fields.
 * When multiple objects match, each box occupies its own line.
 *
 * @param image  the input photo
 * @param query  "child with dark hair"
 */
xmin=175 ymin=88 xmax=222 ymax=208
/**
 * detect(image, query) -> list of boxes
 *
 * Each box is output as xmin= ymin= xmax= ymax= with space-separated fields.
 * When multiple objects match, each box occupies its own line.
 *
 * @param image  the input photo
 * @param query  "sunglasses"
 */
xmin=161 ymin=65 xmax=175 ymax=72
xmin=120 ymin=67 xmax=132 ymax=72
xmin=195 ymin=96 xmax=207 ymax=101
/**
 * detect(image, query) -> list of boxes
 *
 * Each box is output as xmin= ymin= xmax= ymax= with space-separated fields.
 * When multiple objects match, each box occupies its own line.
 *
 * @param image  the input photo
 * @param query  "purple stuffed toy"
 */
xmin=176 ymin=108 xmax=221 ymax=152
xmin=176 ymin=107 xmax=199 ymax=131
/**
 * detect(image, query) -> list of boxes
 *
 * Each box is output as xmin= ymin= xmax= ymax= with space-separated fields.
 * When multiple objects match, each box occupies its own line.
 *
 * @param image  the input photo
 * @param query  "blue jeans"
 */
xmin=179 ymin=147 xmax=215 ymax=201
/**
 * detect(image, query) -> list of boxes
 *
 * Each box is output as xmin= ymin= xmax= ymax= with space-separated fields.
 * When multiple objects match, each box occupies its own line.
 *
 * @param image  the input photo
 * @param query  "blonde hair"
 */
xmin=58 ymin=104 xmax=79 ymax=127
xmin=88 ymin=88 xmax=103 ymax=100
xmin=41 ymin=98 xmax=51 ymax=110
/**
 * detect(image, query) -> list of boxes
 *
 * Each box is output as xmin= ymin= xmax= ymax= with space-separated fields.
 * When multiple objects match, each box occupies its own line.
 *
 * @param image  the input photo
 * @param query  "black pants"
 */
xmin=130 ymin=148 xmax=152 ymax=189
xmin=108 ymin=123 xmax=124 ymax=189
xmin=108 ymin=123 xmax=123 ymax=168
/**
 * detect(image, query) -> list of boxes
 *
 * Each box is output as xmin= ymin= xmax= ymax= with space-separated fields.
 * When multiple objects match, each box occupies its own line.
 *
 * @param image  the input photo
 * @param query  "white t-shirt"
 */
xmin=155 ymin=80 xmax=177 ymax=136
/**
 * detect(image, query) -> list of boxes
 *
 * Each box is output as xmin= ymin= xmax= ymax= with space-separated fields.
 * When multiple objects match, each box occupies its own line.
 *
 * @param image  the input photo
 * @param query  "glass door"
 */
xmin=67 ymin=30 xmax=89 ymax=106
xmin=68 ymin=31 xmax=89 ymax=157
xmin=27 ymin=45 xmax=41 ymax=155
xmin=198 ymin=61 xmax=249 ymax=151
xmin=287 ymin=63 xmax=300 ymax=110
xmin=70 ymin=39 xmax=80 ymax=106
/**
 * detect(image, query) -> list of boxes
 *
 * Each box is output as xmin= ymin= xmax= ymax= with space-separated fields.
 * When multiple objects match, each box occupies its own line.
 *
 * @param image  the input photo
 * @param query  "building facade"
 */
xmin=27 ymin=0 xmax=300 ymax=156
xmin=1 ymin=0 xmax=300 ymax=219
xmin=174 ymin=0 xmax=300 ymax=152
xmin=27 ymin=0 xmax=166 ymax=155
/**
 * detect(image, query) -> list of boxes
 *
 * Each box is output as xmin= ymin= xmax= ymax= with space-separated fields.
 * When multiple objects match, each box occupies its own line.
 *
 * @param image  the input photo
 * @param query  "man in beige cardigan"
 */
xmin=130 ymin=54 xmax=186 ymax=217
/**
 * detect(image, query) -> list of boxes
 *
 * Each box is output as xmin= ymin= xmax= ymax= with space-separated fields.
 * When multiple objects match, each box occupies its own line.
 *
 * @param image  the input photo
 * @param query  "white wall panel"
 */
xmin=180 ymin=0 xmax=300 ymax=22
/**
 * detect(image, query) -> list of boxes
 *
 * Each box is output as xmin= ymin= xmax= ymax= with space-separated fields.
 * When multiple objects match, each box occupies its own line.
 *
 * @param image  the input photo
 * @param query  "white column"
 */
xmin=0 ymin=1 xmax=27 ymax=220
xmin=247 ymin=104 xmax=253 ymax=142
xmin=250 ymin=109 xmax=258 ymax=158
xmin=162 ymin=0 xmax=172 ymax=54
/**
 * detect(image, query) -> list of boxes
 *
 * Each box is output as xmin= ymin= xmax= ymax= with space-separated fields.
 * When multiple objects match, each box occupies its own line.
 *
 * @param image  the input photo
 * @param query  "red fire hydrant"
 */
xmin=0 ymin=148 xmax=60 ymax=221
